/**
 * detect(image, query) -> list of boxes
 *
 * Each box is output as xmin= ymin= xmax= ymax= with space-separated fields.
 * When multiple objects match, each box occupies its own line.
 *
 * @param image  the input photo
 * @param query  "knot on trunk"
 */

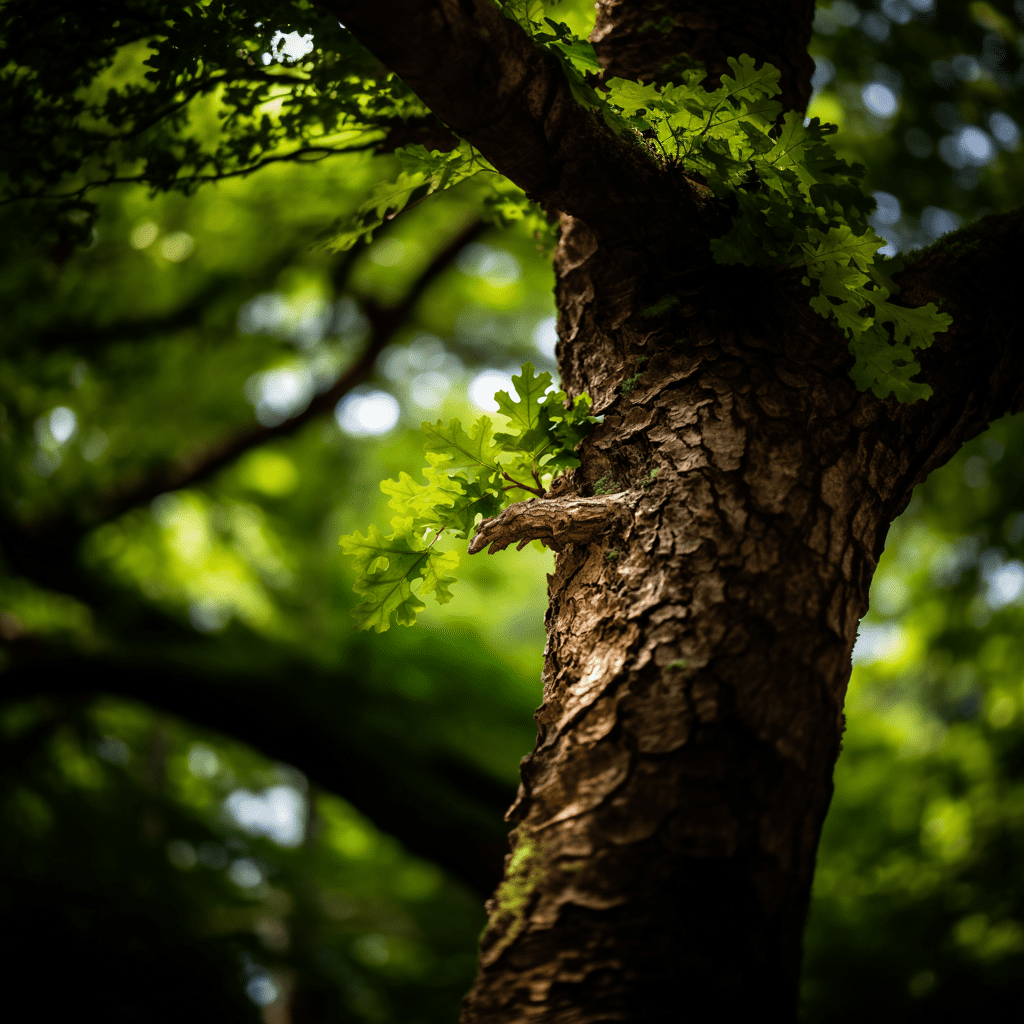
xmin=468 ymin=493 xmax=634 ymax=555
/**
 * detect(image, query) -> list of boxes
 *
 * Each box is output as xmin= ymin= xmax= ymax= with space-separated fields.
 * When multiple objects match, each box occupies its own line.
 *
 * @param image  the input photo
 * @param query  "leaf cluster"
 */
xmin=317 ymin=141 xmax=487 ymax=252
xmin=598 ymin=54 xmax=952 ymax=402
xmin=0 ymin=0 xmax=433 ymax=244
xmin=495 ymin=12 xmax=953 ymax=403
xmin=340 ymin=363 xmax=598 ymax=631
xmin=315 ymin=0 xmax=596 ymax=253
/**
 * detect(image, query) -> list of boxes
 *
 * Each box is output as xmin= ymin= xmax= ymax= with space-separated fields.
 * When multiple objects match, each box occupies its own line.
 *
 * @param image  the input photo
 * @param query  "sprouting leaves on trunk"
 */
xmin=340 ymin=363 xmax=599 ymax=631
xmin=597 ymin=53 xmax=952 ymax=402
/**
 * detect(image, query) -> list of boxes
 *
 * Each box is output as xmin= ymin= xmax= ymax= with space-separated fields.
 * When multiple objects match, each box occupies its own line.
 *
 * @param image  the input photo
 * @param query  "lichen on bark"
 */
xmin=477 ymin=829 xmax=546 ymax=967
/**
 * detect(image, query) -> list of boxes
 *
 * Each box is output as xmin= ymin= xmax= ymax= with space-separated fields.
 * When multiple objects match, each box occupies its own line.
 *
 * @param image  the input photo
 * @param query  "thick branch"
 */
xmin=0 ymin=646 xmax=513 ymax=897
xmin=468 ymin=493 xmax=634 ymax=555
xmin=318 ymin=0 xmax=710 ymax=250
xmin=592 ymin=0 xmax=816 ymax=112
xmin=869 ymin=207 xmax=1024 ymax=515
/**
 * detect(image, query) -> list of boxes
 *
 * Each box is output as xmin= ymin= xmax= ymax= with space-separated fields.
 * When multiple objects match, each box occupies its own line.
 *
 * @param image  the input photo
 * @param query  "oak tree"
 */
xmin=321 ymin=3 xmax=1022 ymax=1018
xmin=3 ymin=1 xmax=1024 ymax=1020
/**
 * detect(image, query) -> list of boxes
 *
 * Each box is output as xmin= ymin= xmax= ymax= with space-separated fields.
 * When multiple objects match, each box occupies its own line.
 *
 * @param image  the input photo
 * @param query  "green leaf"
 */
xmin=604 ymin=78 xmax=667 ymax=118
xmin=757 ymin=113 xmax=842 ymax=199
xmin=552 ymin=38 xmax=602 ymax=76
xmin=848 ymin=327 xmax=933 ymax=403
xmin=340 ymin=518 xmax=459 ymax=632
xmin=380 ymin=466 xmax=464 ymax=527
xmin=422 ymin=416 xmax=501 ymax=482
xmin=801 ymin=225 xmax=885 ymax=273
xmin=718 ymin=53 xmax=782 ymax=102
xmin=493 ymin=362 xmax=554 ymax=439
xmin=875 ymin=301 xmax=953 ymax=349
xmin=545 ymin=390 xmax=599 ymax=451
xmin=342 ymin=362 xmax=597 ymax=629
xmin=438 ymin=475 xmax=504 ymax=539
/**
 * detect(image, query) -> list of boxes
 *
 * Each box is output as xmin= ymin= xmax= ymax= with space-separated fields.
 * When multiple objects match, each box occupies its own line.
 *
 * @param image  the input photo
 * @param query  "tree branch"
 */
xmin=317 ymin=0 xmax=712 ymax=251
xmin=2 ymin=143 xmax=381 ymax=209
xmin=1 ymin=218 xmax=486 ymax=593
xmin=866 ymin=207 xmax=1024 ymax=517
xmin=591 ymin=0 xmax=816 ymax=113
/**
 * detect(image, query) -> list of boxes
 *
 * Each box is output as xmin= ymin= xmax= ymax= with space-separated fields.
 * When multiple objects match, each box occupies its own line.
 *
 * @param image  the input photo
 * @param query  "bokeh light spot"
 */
xmin=335 ymin=389 xmax=401 ymax=436
xmin=862 ymin=82 xmax=898 ymax=118
xmin=130 ymin=221 xmax=158 ymax=249
xmin=469 ymin=369 xmax=515 ymax=412
xmin=48 ymin=406 xmax=77 ymax=444
xmin=225 ymin=785 xmax=306 ymax=847
xmin=228 ymin=858 xmax=264 ymax=888
xmin=159 ymin=231 xmax=194 ymax=262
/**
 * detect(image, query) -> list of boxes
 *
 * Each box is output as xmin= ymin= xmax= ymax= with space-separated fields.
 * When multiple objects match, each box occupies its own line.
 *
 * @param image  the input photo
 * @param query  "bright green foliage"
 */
xmin=340 ymin=518 xmax=460 ymax=632
xmin=340 ymin=363 xmax=598 ymax=631
xmin=319 ymin=139 xmax=558 ymax=252
xmin=319 ymin=142 xmax=484 ymax=252
xmin=599 ymin=54 xmax=953 ymax=402
xmin=495 ymin=11 xmax=955 ymax=402
xmin=502 ymin=2 xmax=604 ymax=82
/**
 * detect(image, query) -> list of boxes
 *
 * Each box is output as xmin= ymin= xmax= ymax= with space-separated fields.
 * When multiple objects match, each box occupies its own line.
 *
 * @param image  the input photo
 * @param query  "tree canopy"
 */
xmin=2 ymin=0 xmax=1024 ymax=1019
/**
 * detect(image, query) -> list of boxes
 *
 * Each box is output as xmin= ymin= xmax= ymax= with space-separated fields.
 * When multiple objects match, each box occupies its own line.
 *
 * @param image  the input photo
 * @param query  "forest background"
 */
xmin=1 ymin=0 xmax=1023 ymax=1020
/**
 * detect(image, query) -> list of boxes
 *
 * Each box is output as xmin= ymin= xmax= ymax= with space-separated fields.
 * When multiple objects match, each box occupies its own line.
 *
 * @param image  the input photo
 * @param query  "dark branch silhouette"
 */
xmin=0 ymin=642 xmax=513 ymax=897
xmin=1 ymin=218 xmax=485 ymax=593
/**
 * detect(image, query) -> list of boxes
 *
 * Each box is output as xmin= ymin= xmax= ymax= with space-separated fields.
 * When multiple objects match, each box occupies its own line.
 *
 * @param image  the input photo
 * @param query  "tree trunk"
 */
xmin=463 ymin=203 xmax=1024 ymax=1019
xmin=321 ymin=0 xmax=1024 ymax=1017
xmin=462 ymin=207 xmax=870 ymax=1019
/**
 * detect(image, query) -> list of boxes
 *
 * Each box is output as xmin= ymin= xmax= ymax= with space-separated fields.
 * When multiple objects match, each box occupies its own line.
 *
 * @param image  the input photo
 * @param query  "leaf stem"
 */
xmin=501 ymin=472 xmax=545 ymax=498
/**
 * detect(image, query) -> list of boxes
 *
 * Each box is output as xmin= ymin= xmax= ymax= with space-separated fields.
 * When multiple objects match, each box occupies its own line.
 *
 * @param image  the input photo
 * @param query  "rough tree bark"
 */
xmin=325 ymin=0 xmax=1024 ymax=1018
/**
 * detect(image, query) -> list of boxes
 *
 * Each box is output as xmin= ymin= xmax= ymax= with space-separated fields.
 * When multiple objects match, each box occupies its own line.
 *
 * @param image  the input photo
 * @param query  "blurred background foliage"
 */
xmin=0 ymin=0 xmax=1022 ymax=1020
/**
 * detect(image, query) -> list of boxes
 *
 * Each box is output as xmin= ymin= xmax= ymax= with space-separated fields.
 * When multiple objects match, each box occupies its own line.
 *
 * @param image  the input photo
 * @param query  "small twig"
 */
xmin=0 ymin=143 xmax=380 ymax=209
xmin=501 ymin=471 xmax=545 ymax=498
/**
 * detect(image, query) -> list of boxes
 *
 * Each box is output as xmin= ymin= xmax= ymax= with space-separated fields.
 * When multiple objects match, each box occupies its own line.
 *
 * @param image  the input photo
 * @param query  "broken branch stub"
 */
xmin=468 ymin=494 xmax=634 ymax=555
